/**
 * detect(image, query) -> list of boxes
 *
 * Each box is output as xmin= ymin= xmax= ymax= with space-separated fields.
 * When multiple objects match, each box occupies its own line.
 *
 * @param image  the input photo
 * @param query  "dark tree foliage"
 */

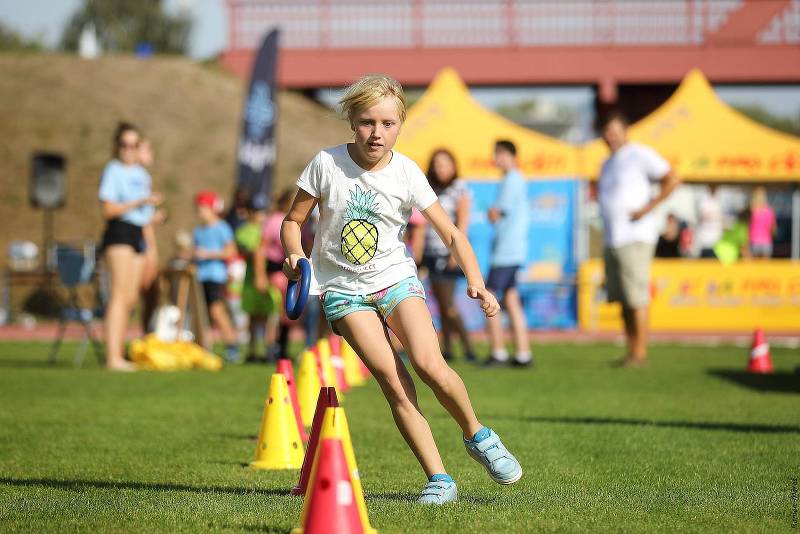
xmin=0 ymin=22 xmax=44 ymax=52
xmin=734 ymin=104 xmax=800 ymax=137
xmin=60 ymin=0 xmax=191 ymax=55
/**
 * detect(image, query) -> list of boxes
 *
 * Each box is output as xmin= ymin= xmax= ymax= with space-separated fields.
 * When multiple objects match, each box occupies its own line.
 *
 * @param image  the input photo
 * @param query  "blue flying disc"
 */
xmin=286 ymin=258 xmax=311 ymax=320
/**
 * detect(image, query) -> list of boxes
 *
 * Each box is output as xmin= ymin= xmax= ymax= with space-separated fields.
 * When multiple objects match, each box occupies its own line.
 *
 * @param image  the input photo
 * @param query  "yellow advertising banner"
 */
xmin=578 ymin=259 xmax=800 ymax=332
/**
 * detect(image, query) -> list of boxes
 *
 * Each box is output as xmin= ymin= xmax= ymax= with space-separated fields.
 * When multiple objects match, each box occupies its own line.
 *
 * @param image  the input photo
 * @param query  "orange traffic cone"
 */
xmin=291 ymin=439 xmax=364 ymax=534
xmin=293 ymin=406 xmax=376 ymax=534
xmin=329 ymin=335 xmax=351 ymax=393
xmin=277 ymin=359 xmax=309 ymax=443
xmin=747 ymin=328 xmax=773 ymax=374
xmin=292 ymin=386 xmax=339 ymax=496
xmin=250 ymin=374 xmax=305 ymax=470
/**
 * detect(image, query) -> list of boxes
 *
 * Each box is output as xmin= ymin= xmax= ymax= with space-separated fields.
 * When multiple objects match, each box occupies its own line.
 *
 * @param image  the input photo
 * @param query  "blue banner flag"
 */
xmin=236 ymin=30 xmax=279 ymax=199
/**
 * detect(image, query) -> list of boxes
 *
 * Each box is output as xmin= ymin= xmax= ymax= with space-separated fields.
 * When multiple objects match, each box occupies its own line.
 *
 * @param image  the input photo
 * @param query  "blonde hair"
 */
xmin=338 ymin=74 xmax=407 ymax=126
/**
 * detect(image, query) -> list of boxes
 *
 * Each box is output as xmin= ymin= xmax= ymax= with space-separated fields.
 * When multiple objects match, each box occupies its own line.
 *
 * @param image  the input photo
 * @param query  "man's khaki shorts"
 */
xmin=603 ymin=242 xmax=655 ymax=309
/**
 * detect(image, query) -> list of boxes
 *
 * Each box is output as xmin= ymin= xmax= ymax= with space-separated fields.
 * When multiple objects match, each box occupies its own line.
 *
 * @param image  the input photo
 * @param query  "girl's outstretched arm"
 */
xmin=280 ymin=188 xmax=318 ymax=279
xmin=422 ymin=202 xmax=499 ymax=317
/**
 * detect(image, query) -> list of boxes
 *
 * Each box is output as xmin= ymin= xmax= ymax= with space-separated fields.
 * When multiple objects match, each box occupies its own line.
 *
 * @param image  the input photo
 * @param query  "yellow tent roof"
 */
xmin=581 ymin=69 xmax=800 ymax=182
xmin=396 ymin=68 xmax=580 ymax=179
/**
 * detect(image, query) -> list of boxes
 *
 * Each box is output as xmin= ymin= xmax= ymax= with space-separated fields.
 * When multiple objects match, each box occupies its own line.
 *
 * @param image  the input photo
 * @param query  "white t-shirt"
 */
xmin=695 ymin=191 xmax=723 ymax=249
xmin=296 ymin=144 xmax=438 ymax=295
xmin=598 ymin=142 xmax=671 ymax=248
xmin=424 ymin=179 xmax=471 ymax=258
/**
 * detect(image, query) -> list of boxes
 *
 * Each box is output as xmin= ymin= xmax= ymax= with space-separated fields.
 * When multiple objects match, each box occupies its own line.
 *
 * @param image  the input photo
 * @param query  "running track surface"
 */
xmin=1 ymin=323 xmax=798 ymax=348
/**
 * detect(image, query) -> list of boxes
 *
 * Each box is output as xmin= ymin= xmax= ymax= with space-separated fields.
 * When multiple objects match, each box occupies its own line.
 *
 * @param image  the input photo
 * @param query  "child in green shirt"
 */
xmin=235 ymin=194 xmax=281 ymax=362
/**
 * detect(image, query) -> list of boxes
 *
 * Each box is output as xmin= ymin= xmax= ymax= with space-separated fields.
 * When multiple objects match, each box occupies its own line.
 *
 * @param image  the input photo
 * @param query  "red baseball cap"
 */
xmin=195 ymin=191 xmax=223 ymax=213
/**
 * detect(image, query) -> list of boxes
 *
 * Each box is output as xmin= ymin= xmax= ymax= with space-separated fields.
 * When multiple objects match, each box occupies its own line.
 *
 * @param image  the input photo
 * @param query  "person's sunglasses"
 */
xmin=119 ymin=141 xmax=139 ymax=149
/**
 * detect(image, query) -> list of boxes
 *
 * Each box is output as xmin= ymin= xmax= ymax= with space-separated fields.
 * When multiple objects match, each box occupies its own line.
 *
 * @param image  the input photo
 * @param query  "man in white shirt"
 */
xmin=597 ymin=112 xmax=682 ymax=367
xmin=695 ymin=184 xmax=724 ymax=258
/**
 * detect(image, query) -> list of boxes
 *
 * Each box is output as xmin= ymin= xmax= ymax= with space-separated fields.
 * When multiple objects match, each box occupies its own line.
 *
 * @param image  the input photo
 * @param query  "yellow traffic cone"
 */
xmin=250 ymin=373 xmax=304 ymax=470
xmin=296 ymin=406 xmax=376 ymax=534
xmin=296 ymin=350 xmax=321 ymax=427
xmin=317 ymin=338 xmax=339 ymax=391
xmin=341 ymin=338 xmax=366 ymax=387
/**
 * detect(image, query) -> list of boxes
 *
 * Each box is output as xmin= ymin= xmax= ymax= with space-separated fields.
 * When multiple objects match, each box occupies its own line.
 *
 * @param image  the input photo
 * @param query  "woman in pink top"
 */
xmin=255 ymin=189 xmax=294 ymax=358
xmin=749 ymin=186 xmax=776 ymax=259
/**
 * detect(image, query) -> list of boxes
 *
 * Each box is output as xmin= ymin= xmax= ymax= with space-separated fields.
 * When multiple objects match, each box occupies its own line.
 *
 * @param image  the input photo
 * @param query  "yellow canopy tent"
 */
xmin=396 ymin=68 xmax=580 ymax=179
xmin=581 ymin=69 xmax=800 ymax=182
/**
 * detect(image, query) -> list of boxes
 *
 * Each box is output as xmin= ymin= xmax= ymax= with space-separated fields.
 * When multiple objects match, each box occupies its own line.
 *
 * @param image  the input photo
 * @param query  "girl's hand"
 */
xmin=194 ymin=248 xmax=210 ymax=260
xmin=283 ymin=254 xmax=305 ymax=280
xmin=147 ymin=192 xmax=164 ymax=206
xmin=467 ymin=286 xmax=500 ymax=317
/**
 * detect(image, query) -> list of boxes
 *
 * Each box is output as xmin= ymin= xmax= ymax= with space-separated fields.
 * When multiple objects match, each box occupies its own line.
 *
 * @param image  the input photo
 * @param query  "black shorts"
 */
xmin=101 ymin=219 xmax=145 ymax=254
xmin=202 ymin=282 xmax=225 ymax=306
xmin=423 ymin=255 xmax=462 ymax=281
xmin=486 ymin=265 xmax=519 ymax=296
xmin=267 ymin=259 xmax=284 ymax=274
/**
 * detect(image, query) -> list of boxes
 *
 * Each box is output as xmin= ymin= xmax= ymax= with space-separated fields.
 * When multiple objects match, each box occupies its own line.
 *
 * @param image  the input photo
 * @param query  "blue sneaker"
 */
xmin=464 ymin=427 xmax=522 ymax=485
xmin=417 ymin=474 xmax=457 ymax=504
xmin=224 ymin=344 xmax=240 ymax=364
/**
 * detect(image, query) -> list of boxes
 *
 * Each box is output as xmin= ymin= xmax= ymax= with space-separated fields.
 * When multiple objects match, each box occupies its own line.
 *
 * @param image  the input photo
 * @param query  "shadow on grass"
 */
xmin=0 ymin=359 xmax=65 ymax=369
xmin=367 ymin=491 xmax=497 ymax=505
xmin=486 ymin=414 xmax=800 ymax=434
xmin=707 ymin=369 xmax=800 ymax=394
xmin=0 ymin=477 xmax=290 ymax=497
xmin=215 ymin=433 xmax=258 ymax=441
xmin=233 ymin=526 xmax=287 ymax=533
xmin=204 ymin=460 xmax=251 ymax=468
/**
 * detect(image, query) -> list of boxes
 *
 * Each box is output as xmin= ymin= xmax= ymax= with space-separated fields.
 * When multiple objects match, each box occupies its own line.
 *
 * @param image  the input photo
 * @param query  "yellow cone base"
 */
xmin=249 ymin=460 xmax=301 ymax=470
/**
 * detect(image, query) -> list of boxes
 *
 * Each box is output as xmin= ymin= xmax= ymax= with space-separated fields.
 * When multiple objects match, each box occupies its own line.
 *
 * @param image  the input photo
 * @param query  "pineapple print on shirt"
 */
xmin=341 ymin=185 xmax=380 ymax=265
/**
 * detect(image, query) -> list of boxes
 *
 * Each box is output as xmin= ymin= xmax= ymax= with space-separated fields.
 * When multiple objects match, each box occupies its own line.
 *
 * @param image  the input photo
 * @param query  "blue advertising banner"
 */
xmin=468 ymin=180 xmax=577 ymax=277
xmin=426 ymin=179 xmax=579 ymax=331
xmin=236 ymin=30 xmax=279 ymax=198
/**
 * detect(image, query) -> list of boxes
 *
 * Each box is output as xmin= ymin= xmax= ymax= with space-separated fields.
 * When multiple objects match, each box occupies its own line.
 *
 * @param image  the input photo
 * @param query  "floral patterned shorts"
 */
xmin=321 ymin=276 xmax=426 ymax=325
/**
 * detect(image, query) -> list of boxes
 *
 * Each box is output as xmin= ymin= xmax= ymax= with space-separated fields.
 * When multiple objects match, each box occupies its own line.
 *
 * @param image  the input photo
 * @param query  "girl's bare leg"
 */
xmin=504 ymin=287 xmax=529 ymax=356
xmin=335 ymin=310 xmax=446 ymax=478
xmin=104 ymin=246 xmax=143 ymax=370
xmin=209 ymin=301 xmax=236 ymax=345
xmin=248 ymin=315 xmax=266 ymax=355
xmin=386 ymin=297 xmax=482 ymax=440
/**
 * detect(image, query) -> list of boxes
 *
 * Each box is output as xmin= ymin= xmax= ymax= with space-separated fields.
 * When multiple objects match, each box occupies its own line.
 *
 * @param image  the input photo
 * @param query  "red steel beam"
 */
xmin=221 ymin=45 xmax=800 ymax=87
xmin=706 ymin=0 xmax=791 ymax=46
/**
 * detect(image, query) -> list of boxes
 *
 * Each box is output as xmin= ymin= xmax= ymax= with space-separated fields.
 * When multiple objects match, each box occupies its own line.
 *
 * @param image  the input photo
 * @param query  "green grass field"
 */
xmin=1 ymin=341 xmax=798 ymax=533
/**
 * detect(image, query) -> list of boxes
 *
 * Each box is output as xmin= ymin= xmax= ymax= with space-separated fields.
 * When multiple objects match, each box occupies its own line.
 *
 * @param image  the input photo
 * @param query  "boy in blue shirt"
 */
xmin=193 ymin=191 xmax=239 ymax=362
xmin=484 ymin=140 xmax=532 ymax=367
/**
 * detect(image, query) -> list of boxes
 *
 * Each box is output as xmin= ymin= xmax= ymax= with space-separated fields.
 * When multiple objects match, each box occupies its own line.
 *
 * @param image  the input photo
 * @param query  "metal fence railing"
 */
xmin=226 ymin=0 xmax=758 ymax=50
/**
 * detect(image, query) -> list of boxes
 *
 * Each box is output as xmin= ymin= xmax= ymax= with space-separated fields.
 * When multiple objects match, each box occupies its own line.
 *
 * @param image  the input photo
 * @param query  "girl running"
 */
xmin=281 ymin=74 xmax=522 ymax=504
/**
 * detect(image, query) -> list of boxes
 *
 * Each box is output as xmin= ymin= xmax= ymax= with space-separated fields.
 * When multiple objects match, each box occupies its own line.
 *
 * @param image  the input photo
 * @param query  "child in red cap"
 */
xmin=193 ymin=191 xmax=239 ymax=362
